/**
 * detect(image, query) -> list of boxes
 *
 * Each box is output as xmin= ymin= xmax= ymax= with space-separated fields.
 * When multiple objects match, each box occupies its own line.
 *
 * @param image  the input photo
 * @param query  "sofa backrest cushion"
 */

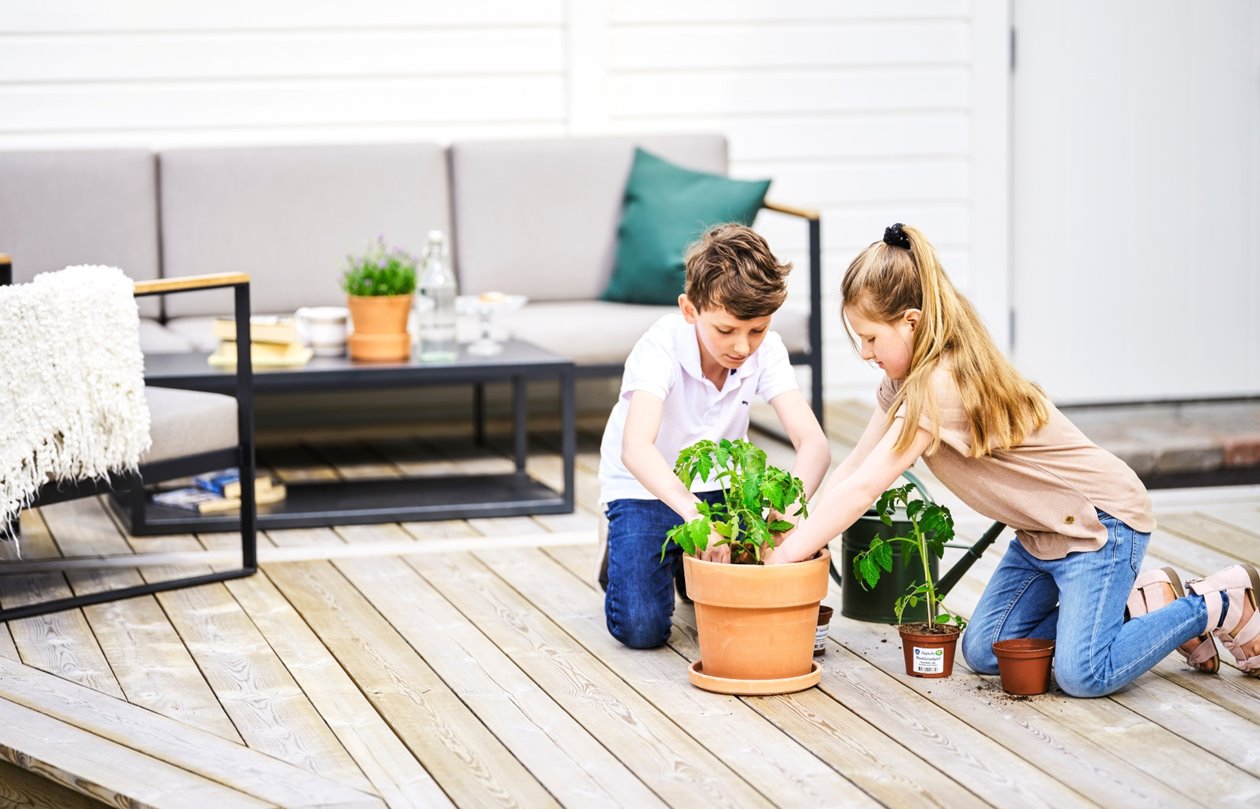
xmin=0 ymin=149 xmax=161 ymax=318
xmin=159 ymin=143 xmax=450 ymax=318
xmin=449 ymin=134 xmax=727 ymax=302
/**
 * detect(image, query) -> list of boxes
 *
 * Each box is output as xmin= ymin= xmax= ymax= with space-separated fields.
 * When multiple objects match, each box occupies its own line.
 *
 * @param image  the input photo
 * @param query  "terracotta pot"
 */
xmin=684 ymin=549 xmax=830 ymax=695
xmin=992 ymin=638 xmax=1055 ymax=695
xmin=898 ymin=623 xmax=960 ymax=678
xmin=346 ymin=332 xmax=411 ymax=362
xmin=814 ymin=605 xmax=834 ymax=657
xmin=346 ymin=294 xmax=412 ymax=360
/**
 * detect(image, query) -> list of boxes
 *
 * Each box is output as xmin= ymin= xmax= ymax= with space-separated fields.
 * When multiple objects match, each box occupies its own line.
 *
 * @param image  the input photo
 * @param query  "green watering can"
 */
xmin=830 ymin=469 xmax=1008 ymax=624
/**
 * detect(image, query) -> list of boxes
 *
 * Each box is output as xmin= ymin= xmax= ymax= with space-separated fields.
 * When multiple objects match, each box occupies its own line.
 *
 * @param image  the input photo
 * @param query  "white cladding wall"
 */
xmin=0 ymin=0 xmax=1002 ymax=400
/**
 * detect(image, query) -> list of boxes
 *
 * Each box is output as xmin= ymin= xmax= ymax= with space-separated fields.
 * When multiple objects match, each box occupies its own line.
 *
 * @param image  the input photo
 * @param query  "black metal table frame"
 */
xmin=120 ymin=342 xmax=576 ymax=533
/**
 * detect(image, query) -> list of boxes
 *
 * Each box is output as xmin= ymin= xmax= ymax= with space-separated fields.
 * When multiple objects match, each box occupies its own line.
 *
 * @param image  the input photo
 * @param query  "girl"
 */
xmin=768 ymin=223 xmax=1259 ymax=695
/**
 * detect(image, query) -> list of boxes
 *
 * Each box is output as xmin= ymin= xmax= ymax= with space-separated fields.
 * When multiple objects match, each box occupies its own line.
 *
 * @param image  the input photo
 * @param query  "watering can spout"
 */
xmin=934 ymin=521 xmax=1007 ymax=598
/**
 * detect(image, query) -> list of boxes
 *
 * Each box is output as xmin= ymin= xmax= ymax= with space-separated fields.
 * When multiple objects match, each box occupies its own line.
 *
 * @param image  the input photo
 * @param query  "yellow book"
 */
xmin=212 ymin=316 xmax=299 ymax=345
xmin=208 ymin=340 xmax=313 ymax=368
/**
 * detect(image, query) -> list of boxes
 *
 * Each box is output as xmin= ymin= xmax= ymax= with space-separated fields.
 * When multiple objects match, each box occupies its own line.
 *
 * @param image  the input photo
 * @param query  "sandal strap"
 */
xmin=1184 ymin=634 xmax=1219 ymax=666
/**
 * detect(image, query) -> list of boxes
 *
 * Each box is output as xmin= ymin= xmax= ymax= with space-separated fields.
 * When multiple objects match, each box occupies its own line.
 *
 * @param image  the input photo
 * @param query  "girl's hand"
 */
xmin=700 ymin=531 xmax=730 ymax=563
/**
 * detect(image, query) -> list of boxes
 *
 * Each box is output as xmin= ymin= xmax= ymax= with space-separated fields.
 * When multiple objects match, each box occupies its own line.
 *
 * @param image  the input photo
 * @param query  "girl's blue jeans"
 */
xmin=961 ymin=511 xmax=1209 ymax=697
xmin=604 ymin=491 xmax=724 ymax=649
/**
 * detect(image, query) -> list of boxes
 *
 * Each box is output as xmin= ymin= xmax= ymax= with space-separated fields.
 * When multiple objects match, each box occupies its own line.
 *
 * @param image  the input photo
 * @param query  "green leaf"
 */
xmin=768 ymin=519 xmax=794 ymax=533
xmin=871 ymin=539 xmax=894 ymax=573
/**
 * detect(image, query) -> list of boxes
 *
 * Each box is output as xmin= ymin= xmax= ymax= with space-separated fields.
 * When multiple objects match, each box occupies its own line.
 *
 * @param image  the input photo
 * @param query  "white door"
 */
xmin=1011 ymin=0 xmax=1260 ymax=403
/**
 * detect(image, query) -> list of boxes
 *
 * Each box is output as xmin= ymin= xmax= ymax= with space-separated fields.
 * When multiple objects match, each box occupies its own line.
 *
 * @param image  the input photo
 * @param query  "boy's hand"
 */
xmin=700 ymin=528 xmax=730 ymax=563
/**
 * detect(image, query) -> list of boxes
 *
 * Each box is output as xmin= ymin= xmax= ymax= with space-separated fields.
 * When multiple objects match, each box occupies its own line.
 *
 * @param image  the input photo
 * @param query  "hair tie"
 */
xmin=883 ymin=223 xmax=910 ymax=250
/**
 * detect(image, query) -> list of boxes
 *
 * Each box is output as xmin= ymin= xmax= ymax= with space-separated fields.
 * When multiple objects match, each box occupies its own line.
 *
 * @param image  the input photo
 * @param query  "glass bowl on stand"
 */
xmin=456 ymin=293 xmax=527 ymax=356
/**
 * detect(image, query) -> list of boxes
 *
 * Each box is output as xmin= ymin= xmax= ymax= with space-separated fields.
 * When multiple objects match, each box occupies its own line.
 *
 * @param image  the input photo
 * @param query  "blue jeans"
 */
xmin=960 ymin=511 xmax=1209 ymax=697
xmin=604 ymin=491 xmax=724 ymax=649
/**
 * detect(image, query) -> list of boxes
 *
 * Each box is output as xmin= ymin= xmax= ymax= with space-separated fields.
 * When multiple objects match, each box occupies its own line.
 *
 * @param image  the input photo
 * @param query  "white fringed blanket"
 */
xmin=1 ymin=265 xmax=151 ymax=532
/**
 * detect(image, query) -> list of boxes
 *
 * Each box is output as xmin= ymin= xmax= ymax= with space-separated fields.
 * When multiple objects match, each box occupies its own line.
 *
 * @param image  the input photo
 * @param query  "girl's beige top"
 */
xmin=878 ymin=366 xmax=1155 ymax=560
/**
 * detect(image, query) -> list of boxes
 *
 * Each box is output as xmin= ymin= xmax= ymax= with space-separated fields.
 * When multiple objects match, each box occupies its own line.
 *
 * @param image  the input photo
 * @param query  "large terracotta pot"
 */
xmin=346 ymin=294 xmax=412 ymax=361
xmin=683 ymin=549 xmax=831 ymax=695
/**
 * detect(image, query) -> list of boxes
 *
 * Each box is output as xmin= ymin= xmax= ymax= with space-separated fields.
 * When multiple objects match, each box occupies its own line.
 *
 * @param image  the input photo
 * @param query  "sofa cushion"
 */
xmin=450 ymin=134 xmax=728 ymax=302
xmin=139 ymin=319 xmax=197 ymax=354
xmin=601 ymin=148 xmax=770 ymax=305
xmin=142 ymin=386 xmax=237 ymax=464
xmin=159 ymin=143 xmax=449 ymax=319
xmin=498 ymin=300 xmax=809 ymax=367
xmin=0 ymin=149 xmax=162 ymax=318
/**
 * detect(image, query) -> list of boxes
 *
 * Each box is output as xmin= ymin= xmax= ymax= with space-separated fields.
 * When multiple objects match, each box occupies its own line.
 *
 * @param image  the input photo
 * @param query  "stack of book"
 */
xmin=207 ymin=316 xmax=313 ymax=368
xmin=151 ymin=468 xmax=287 ymax=514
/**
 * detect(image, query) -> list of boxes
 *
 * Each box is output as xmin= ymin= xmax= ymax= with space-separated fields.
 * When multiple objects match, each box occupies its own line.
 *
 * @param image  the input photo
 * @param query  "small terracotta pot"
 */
xmin=347 ymin=294 xmax=412 ymax=360
xmin=814 ymin=605 xmax=834 ymax=657
xmin=347 ymin=332 xmax=410 ymax=362
xmin=992 ymin=638 xmax=1055 ymax=695
xmin=898 ymin=623 xmax=960 ymax=678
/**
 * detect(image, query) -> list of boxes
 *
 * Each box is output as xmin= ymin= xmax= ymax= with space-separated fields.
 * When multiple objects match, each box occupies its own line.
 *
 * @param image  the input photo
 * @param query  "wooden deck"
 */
xmin=1 ymin=402 xmax=1259 ymax=808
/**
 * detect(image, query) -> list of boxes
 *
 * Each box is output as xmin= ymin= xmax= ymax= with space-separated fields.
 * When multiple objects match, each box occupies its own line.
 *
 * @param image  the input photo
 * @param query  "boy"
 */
xmin=598 ymin=223 xmax=830 ymax=649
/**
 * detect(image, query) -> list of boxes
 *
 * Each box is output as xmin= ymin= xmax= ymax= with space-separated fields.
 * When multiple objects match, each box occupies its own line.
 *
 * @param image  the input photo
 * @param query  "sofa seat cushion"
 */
xmin=139 ymin=319 xmax=196 ymax=354
xmin=498 ymin=301 xmax=809 ymax=367
xmin=141 ymin=387 xmax=237 ymax=464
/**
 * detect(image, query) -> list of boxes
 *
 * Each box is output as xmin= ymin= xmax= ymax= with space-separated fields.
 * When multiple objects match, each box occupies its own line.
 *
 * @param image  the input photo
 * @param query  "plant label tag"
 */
xmin=912 ymin=646 xmax=945 ymax=674
xmin=814 ymin=624 xmax=829 ymax=652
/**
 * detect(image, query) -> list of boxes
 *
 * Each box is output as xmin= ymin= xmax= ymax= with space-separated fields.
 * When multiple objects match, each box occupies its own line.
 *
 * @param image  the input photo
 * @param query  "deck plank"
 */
xmin=546 ymin=543 xmax=1094 ymax=809
xmin=34 ymin=497 xmax=243 ymax=742
xmin=223 ymin=562 xmax=453 ymax=809
xmin=1158 ymin=512 xmax=1260 ymax=565
xmin=1 ymin=504 xmax=125 ymax=699
xmin=0 ymin=698 xmax=271 ymax=808
xmin=522 ymin=544 xmax=979 ymax=808
xmin=0 ymin=657 xmax=383 ymax=808
xmin=334 ymin=526 xmax=664 ymax=807
xmin=147 ymin=565 xmax=375 ymax=791
xmin=0 ymin=757 xmax=112 ymax=809
xmin=263 ymin=558 xmax=559 ymax=809
xmin=411 ymin=548 xmax=778 ymax=809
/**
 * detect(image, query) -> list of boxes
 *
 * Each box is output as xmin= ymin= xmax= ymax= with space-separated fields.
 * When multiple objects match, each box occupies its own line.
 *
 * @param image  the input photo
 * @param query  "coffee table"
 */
xmin=117 ymin=340 xmax=575 ymax=533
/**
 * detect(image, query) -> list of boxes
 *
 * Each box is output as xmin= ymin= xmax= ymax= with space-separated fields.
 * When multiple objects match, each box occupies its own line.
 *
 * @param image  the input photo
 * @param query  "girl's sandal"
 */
xmin=1186 ymin=563 xmax=1260 ymax=678
xmin=1126 ymin=567 xmax=1220 ymax=673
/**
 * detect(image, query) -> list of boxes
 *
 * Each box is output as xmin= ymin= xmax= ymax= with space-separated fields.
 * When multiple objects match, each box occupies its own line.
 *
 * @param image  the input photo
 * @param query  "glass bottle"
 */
xmin=415 ymin=230 xmax=457 ymax=362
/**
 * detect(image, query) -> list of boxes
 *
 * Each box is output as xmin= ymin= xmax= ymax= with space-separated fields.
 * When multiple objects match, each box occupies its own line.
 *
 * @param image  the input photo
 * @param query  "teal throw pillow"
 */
xmin=601 ymin=147 xmax=771 ymax=305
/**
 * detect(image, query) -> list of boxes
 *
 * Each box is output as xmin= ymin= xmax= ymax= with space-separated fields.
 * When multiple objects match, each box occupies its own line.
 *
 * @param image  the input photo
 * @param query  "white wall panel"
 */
xmin=609 ymin=1 xmax=970 ymax=23
xmin=610 ymin=68 xmax=969 ymax=118
xmin=0 ymin=30 xmax=565 ymax=82
xmin=0 ymin=77 xmax=566 ymax=132
xmin=610 ymin=21 xmax=968 ymax=69
xmin=0 ymin=1 xmax=566 ymax=32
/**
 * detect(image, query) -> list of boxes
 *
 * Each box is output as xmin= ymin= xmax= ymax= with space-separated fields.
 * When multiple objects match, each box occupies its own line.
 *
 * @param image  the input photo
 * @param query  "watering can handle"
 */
xmin=899 ymin=468 xmax=932 ymax=503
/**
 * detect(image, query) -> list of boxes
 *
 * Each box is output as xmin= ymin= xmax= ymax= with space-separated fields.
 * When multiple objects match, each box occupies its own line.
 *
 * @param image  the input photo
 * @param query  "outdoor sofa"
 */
xmin=0 ymin=135 xmax=822 ymax=419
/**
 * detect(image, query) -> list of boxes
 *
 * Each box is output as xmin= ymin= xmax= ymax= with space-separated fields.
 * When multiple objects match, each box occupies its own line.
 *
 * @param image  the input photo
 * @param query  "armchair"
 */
xmin=0 ymin=255 xmax=258 ymax=621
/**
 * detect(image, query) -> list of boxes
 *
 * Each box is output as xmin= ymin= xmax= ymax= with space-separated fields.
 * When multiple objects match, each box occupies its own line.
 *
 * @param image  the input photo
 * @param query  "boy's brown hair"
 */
xmin=683 ymin=223 xmax=791 ymax=319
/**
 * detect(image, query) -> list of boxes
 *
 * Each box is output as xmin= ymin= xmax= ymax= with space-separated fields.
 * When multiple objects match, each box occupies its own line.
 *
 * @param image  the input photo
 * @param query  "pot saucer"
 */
xmin=688 ymin=660 xmax=821 ymax=695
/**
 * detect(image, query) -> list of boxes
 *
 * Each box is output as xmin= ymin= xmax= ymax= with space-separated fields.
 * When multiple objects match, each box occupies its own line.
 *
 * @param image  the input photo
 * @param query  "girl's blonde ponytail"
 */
xmin=843 ymin=224 xmax=1048 ymax=457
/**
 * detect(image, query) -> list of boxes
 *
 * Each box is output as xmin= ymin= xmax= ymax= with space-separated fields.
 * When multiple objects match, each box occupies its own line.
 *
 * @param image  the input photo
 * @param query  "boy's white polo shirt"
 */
xmin=598 ymin=313 xmax=798 ymax=504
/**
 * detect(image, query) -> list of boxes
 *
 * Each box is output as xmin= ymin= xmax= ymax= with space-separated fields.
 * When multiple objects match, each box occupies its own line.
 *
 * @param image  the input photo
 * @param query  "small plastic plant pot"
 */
xmin=814 ymin=605 xmax=834 ymax=657
xmin=992 ymin=638 xmax=1055 ymax=695
xmin=898 ymin=624 xmax=960 ymax=678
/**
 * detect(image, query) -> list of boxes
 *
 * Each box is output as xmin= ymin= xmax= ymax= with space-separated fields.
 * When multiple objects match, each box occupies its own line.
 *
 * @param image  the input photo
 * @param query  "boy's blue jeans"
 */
xmin=961 ymin=511 xmax=1209 ymax=697
xmin=604 ymin=491 xmax=724 ymax=649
